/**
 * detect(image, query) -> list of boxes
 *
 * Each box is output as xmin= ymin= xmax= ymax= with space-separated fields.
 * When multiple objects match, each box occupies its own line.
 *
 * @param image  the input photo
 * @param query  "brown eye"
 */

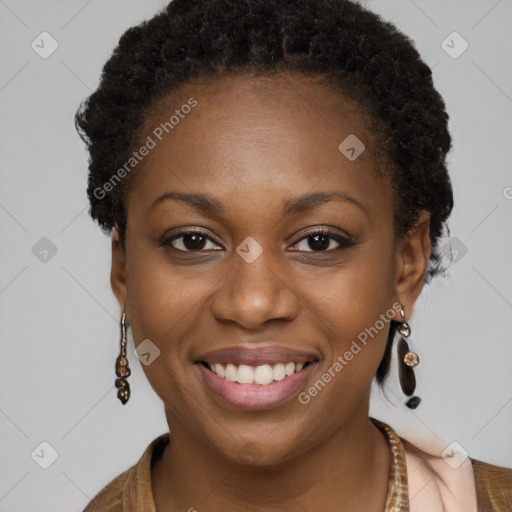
xmin=162 ymin=230 xmax=223 ymax=252
xmin=304 ymin=233 xmax=333 ymax=251
xmin=290 ymin=230 xmax=356 ymax=253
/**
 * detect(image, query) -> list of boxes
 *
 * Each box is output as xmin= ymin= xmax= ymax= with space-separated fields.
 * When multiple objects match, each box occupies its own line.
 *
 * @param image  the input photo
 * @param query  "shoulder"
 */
xmin=82 ymin=468 xmax=129 ymax=512
xmin=82 ymin=433 xmax=170 ymax=512
xmin=401 ymin=435 xmax=512 ymax=512
xmin=470 ymin=458 xmax=512 ymax=512
xmin=372 ymin=419 xmax=512 ymax=512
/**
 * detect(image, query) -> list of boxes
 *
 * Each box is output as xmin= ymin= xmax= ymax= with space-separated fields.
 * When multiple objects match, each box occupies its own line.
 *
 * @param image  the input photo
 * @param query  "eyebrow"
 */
xmin=149 ymin=191 xmax=366 ymax=216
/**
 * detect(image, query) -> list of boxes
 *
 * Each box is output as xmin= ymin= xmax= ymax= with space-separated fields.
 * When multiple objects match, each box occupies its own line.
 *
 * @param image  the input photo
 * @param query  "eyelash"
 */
xmin=160 ymin=228 xmax=357 ymax=253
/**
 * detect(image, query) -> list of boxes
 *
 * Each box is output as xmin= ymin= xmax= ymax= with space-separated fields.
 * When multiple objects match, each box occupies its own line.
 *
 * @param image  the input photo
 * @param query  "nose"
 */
xmin=211 ymin=247 xmax=300 ymax=330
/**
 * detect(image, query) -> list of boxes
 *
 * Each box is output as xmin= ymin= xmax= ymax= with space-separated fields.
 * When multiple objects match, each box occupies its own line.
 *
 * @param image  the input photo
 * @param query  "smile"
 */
xmin=194 ymin=344 xmax=319 ymax=410
xmin=199 ymin=361 xmax=312 ymax=385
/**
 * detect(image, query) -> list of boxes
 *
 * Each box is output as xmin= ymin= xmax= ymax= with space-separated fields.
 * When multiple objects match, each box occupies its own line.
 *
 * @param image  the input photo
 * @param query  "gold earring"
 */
xmin=397 ymin=305 xmax=421 ymax=409
xmin=115 ymin=308 xmax=131 ymax=404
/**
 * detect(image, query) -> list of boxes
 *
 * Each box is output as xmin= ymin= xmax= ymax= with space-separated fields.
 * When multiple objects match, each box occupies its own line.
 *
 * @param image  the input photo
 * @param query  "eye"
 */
xmin=161 ymin=229 xmax=222 ymax=252
xmin=160 ymin=227 xmax=356 ymax=254
xmin=289 ymin=229 xmax=356 ymax=252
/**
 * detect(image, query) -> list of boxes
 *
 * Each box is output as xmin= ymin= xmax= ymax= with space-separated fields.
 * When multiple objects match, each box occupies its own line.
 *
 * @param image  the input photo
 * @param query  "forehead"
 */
xmin=125 ymin=72 xmax=392 ymax=221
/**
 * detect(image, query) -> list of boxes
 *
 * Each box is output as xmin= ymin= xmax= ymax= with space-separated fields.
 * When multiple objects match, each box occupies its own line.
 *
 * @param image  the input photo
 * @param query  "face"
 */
xmin=111 ymin=72 xmax=430 ymax=465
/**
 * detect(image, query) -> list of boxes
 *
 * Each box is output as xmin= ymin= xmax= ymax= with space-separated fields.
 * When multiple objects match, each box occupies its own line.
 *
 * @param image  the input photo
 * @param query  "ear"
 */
xmin=111 ymin=225 xmax=128 ymax=313
xmin=393 ymin=210 xmax=431 ymax=319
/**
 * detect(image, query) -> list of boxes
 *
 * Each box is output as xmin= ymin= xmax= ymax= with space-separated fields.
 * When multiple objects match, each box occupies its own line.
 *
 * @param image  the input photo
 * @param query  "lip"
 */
xmin=195 ymin=345 xmax=318 ymax=366
xmin=196 ymin=359 xmax=319 ymax=411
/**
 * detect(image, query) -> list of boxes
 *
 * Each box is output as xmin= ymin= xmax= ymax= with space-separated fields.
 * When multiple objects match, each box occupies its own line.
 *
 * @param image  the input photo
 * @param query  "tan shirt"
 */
xmin=82 ymin=418 xmax=512 ymax=512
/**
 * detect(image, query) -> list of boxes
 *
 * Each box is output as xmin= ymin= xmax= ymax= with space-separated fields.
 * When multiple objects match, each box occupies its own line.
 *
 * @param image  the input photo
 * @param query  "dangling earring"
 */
xmin=115 ymin=308 xmax=131 ymax=404
xmin=397 ymin=305 xmax=421 ymax=409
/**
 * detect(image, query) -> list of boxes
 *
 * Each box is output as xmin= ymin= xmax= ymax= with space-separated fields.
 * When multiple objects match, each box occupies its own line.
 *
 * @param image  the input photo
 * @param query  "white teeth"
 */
xmin=285 ymin=362 xmax=295 ymax=376
xmin=237 ymin=364 xmax=254 ymax=384
xmin=214 ymin=363 xmax=225 ymax=378
xmin=205 ymin=361 xmax=311 ymax=385
xmin=225 ymin=363 xmax=238 ymax=382
xmin=254 ymin=364 xmax=274 ymax=385
xmin=273 ymin=363 xmax=286 ymax=381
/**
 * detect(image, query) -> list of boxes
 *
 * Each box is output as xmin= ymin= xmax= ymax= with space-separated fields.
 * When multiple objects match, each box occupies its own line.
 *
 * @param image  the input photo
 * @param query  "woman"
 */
xmin=76 ymin=0 xmax=512 ymax=510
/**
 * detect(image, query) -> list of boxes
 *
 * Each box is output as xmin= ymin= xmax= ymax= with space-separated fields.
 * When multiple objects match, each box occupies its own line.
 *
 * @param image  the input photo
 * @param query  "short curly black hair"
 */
xmin=75 ymin=0 xmax=454 ymax=387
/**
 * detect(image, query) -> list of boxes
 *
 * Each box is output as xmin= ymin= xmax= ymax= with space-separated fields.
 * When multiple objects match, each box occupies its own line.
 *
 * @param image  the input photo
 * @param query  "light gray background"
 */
xmin=1 ymin=1 xmax=511 ymax=511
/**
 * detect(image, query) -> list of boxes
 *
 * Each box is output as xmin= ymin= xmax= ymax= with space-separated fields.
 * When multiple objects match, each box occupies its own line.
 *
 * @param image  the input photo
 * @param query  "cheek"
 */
xmin=307 ymin=235 xmax=395 ymax=327
xmin=124 ymin=245 xmax=227 ymax=400
xmin=309 ymin=238 xmax=396 ymax=379
xmin=126 ymin=244 xmax=212 ymax=339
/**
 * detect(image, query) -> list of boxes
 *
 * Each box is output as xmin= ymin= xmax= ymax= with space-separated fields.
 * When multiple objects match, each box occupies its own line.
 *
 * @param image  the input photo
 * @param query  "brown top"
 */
xmin=82 ymin=418 xmax=512 ymax=512
xmin=472 ymin=458 xmax=512 ymax=512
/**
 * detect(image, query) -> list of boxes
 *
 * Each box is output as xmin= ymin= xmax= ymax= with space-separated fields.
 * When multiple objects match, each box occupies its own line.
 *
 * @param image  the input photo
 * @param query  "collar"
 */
xmin=121 ymin=418 xmax=478 ymax=511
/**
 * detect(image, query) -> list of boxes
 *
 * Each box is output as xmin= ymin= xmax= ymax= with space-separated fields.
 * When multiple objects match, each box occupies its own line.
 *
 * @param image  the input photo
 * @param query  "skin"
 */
xmin=110 ymin=71 xmax=431 ymax=512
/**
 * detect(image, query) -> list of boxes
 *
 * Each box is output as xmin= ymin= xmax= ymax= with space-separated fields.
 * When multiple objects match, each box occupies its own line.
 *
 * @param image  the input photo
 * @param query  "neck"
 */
xmin=152 ymin=400 xmax=390 ymax=512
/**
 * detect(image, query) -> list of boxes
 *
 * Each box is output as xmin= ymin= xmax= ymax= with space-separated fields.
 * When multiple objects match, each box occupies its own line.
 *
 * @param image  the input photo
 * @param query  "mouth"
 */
xmin=194 ymin=346 xmax=319 ymax=410
xmin=197 ymin=360 xmax=314 ymax=385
